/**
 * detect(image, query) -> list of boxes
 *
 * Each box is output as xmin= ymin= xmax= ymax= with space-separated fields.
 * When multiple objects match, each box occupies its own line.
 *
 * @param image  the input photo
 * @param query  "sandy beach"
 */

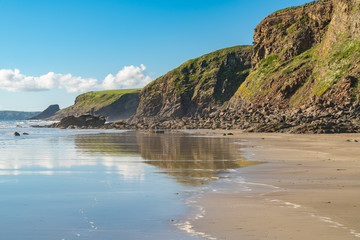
xmin=190 ymin=132 xmax=360 ymax=240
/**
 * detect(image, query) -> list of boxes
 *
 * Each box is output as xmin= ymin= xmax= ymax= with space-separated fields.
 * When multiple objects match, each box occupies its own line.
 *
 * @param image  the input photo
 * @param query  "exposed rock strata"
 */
xmin=251 ymin=1 xmax=333 ymax=67
xmin=232 ymin=0 xmax=360 ymax=109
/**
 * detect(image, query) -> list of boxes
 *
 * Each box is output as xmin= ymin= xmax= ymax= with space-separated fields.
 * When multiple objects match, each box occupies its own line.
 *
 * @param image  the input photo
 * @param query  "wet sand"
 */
xmin=190 ymin=131 xmax=360 ymax=240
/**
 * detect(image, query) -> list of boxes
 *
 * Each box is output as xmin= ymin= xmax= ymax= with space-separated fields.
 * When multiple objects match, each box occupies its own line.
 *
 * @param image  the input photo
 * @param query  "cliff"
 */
xmin=132 ymin=45 xmax=252 ymax=120
xmin=232 ymin=0 xmax=360 ymax=109
xmin=122 ymin=0 xmax=360 ymax=133
xmin=50 ymin=0 xmax=360 ymax=133
xmin=29 ymin=104 xmax=60 ymax=120
xmin=50 ymin=89 xmax=141 ymax=121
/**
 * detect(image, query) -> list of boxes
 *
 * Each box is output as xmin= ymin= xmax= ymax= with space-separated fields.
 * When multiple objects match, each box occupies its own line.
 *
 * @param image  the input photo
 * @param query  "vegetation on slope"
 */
xmin=135 ymin=45 xmax=252 ymax=119
xmin=233 ymin=0 xmax=360 ymax=108
xmin=52 ymin=89 xmax=141 ymax=121
xmin=58 ymin=89 xmax=140 ymax=114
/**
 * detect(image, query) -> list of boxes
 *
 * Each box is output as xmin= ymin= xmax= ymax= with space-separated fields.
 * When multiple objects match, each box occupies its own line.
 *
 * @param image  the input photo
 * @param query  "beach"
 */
xmin=2 ymin=122 xmax=360 ymax=240
xmin=1 ymin=123 xmax=253 ymax=240
xmin=191 ymin=132 xmax=360 ymax=240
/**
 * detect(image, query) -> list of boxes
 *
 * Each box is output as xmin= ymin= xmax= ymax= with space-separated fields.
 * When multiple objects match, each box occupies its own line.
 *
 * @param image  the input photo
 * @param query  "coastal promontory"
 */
xmin=50 ymin=0 xmax=360 ymax=133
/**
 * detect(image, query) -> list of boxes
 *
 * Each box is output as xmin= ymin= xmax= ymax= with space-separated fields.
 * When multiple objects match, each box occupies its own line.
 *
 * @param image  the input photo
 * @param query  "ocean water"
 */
xmin=0 ymin=120 xmax=252 ymax=240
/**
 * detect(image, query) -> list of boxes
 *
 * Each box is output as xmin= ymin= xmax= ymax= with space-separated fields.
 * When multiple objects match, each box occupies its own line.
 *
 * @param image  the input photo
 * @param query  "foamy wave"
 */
xmin=268 ymin=198 xmax=360 ymax=238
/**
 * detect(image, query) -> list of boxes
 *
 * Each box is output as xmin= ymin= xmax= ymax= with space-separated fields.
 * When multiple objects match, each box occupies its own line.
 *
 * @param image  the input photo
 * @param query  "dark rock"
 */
xmin=50 ymin=115 xmax=106 ymax=129
xmin=154 ymin=130 xmax=165 ymax=134
xmin=49 ymin=91 xmax=140 ymax=122
xmin=29 ymin=104 xmax=60 ymax=120
xmin=14 ymin=132 xmax=20 ymax=136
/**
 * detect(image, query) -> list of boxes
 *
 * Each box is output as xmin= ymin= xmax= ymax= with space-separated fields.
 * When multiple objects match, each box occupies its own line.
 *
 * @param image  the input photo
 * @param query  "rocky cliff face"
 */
xmin=51 ymin=0 xmax=360 ymax=133
xmin=133 ymin=0 xmax=360 ymax=123
xmin=96 ymin=93 xmax=140 ymax=121
xmin=232 ymin=0 xmax=360 ymax=109
xmin=124 ymin=0 xmax=360 ymax=133
xmin=29 ymin=104 xmax=60 ymax=120
xmin=50 ymin=89 xmax=140 ymax=121
xmin=251 ymin=1 xmax=333 ymax=67
xmin=132 ymin=46 xmax=252 ymax=120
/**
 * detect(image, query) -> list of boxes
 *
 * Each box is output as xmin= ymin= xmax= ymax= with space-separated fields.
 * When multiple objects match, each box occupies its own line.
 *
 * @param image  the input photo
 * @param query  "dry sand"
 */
xmin=189 ymin=131 xmax=360 ymax=240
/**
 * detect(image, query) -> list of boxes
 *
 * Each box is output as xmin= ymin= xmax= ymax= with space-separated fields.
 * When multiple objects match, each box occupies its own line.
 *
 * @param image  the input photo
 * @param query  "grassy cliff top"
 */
xmin=61 ymin=89 xmax=141 ymax=113
xmin=274 ymin=0 xmax=330 ymax=14
xmin=176 ymin=45 xmax=252 ymax=70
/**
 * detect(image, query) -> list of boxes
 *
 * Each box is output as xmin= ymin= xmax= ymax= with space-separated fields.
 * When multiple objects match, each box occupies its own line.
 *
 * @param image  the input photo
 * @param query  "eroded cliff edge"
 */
xmin=232 ymin=0 xmax=360 ymax=109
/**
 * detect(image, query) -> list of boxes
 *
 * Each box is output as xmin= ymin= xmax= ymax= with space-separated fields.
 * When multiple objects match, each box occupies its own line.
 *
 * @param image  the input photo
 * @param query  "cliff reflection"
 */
xmin=75 ymin=132 xmax=262 ymax=186
xmin=74 ymin=133 xmax=140 ymax=156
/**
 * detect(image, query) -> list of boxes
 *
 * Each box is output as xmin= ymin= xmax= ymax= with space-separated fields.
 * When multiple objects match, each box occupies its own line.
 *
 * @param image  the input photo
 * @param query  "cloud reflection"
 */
xmin=0 ymin=135 xmax=145 ymax=181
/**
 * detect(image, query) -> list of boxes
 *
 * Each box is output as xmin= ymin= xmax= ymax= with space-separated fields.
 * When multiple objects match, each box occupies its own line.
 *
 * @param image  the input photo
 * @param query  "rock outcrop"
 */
xmin=132 ymin=46 xmax=252 ymax=121
xmin=251 ymin=1 xmax=333 ymax=67
xmin=48 ymin=115 xmax=106 ymax=129
xmin=29 ymin=104 xmax=60 ymax=120
xmin=231 ymin=0 xmax=360 ymax=109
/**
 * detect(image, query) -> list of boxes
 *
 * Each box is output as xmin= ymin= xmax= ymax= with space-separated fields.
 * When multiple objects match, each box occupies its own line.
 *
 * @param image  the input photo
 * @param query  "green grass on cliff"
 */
xmin=237 ymin=33 xmax=360 ymax=106
xmin=141 ymin=45 xmax=252 ymax=112
xmin=60 ymin=89 xmax=141 ymax=113
xmin=167 ymin=45 xmax=252 ymax=102
xmin=274 ymin=0 xmax=330 ymax=14
xmin=312 ymin=38 xmax=360 ymax=96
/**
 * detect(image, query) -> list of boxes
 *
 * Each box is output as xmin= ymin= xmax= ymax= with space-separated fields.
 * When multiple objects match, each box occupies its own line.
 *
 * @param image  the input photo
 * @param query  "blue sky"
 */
xmin=0 ymin=0 xmax=311 ymax=111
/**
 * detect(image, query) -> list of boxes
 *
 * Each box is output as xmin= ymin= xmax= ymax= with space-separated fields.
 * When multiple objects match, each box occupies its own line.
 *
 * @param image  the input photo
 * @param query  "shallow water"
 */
xmin=0 ymin=123 xmax=257 ymax=240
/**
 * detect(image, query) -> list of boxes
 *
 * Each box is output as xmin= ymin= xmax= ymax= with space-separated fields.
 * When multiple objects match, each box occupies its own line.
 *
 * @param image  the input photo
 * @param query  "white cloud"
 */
xmin=102 ymin=64 xmax=152 ymax=90
xmin=0 ymin=65 xmax=152 ymax=93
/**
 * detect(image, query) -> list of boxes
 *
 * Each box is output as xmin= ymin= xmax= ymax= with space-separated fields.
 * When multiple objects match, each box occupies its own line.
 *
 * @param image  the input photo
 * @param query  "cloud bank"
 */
xmin=0 ymin=64 xmax=152 ymax=93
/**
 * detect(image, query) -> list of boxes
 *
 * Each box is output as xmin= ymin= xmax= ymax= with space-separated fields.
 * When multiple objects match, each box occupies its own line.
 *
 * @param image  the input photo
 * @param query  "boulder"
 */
xmin=52 ymin=115 xmax=106 ymax=129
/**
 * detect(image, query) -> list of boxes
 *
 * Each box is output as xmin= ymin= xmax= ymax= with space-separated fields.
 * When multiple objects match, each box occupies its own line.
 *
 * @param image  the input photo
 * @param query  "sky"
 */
xmin=0 ymin=0 xmax=312 ymax=111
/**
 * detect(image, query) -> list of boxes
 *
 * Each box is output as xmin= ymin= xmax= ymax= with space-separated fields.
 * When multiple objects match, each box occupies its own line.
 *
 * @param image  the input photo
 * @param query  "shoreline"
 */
xmin=187 ymin=131 xmax=360 ymax=240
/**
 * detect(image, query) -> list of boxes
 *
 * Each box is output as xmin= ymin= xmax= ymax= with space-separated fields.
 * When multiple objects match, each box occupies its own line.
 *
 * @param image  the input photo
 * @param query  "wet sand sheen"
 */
xmin=0 ymin=129 xmax=259 ymax=240
xmin=190 ymin=131 xmax=360 ymax=240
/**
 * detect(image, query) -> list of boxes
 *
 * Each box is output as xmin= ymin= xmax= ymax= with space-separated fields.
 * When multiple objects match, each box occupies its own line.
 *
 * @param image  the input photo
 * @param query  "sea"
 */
xmin=0 ymin=120 xmax=255 ymax=240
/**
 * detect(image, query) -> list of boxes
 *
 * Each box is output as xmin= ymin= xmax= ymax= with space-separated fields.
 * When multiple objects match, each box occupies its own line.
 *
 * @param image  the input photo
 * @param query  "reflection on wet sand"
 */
xmin=74 ymin=132 xmax=140 ymax=156
xmin=75 ymin=131 xmax=262 ymax=186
